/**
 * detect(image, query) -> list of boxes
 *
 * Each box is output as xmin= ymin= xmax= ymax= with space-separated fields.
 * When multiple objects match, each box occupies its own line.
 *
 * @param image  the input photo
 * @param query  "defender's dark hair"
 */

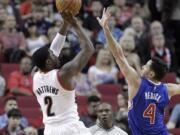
xmin=87 ymin=95 xmax=101 ymax=104
xmin=150 ymin=57 xmax=168 ymax=81
xmin=7 ymin=109 xmax=22 ymax=118
xmin=32 ymin=46 xmax=50 ymax=70
xmin=4 ymin=96 xmax=17 ymax=104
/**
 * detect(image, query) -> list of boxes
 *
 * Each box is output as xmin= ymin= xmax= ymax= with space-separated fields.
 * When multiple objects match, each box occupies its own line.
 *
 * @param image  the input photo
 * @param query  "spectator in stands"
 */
xmin=166 ymin=104 xmax=180 ymax=129
xmin=131 ymin=16 xmax=150 ymax=65
xmin=0 ymin=109 xmax=25 ymax=135
xmin=120 ymin=35 xmax=141 ymax=75
xmin=151 ymin=34 xmax=171 ymax=68
xmin=150 ymin=21 xmax=164 ymax=36
xmin=0 ymin=97 xmax=28 ymax=129
xmin=7 ymin=56 xmax=33 ymax=96
xmin=24 ymin=126 xmax=38 ymax=135
xmin=0 ymin=15 xmax=27 ymax=62
xmin=123 ymin=27 xmax=136 ymax=37
xmin=26 ymin=22 xmax=49 ymax=56
xmin=80 ymin=95 xmax=101 ymax=127
xmin=83 ymin=0 xmax=102 ymax=33
xmin=30 ymin=7 xmax=52 ymax=35
xmin=96 ymin=14 xmax=123 ymax=44
xmin=113 ymin=0 xmax=134 ymax=26
xmin=162 ymin=0 xmax=180 ymax=73
xmin=90 ymin=102 xmax=128 ymax=135
xmin=115 ymin=94 xmax=129 ymax=133
xmin=0 ymin=0 xmax=13 ymax=15
xmin=88 ymin=48 xmax=118 ymax=87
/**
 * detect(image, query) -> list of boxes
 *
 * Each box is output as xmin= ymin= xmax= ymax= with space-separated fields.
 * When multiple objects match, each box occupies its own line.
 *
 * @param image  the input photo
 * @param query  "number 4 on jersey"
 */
xmin=143 ymin=103 xmax=156 ymax=124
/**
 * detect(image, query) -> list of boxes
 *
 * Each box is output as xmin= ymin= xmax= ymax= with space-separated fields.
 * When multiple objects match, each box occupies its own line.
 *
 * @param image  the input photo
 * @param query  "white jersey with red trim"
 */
xmin=33 ymin=69 xmax=79 ymax=126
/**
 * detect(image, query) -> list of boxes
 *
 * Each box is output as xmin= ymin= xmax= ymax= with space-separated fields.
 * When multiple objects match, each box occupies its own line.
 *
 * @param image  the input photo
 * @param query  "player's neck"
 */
xmin=148 ymin=78 xmax=161 ymax=85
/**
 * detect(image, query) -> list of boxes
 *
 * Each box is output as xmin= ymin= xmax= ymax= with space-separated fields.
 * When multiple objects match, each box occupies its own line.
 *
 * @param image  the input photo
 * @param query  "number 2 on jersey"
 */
xmin=143 ymin=103 xmax=156 ymax=124
xmin=44 ymin=96 xmax=55 ymax=117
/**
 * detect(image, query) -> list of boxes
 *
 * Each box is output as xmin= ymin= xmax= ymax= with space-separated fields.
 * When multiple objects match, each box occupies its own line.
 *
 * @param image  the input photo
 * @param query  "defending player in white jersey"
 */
xmin=32 ymin=13 xmax=94 ymax=135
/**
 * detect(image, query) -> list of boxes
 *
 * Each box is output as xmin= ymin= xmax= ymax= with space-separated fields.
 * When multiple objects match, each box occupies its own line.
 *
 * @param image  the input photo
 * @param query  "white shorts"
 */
xmin=44 ymin=121 xmax=92 ymax=135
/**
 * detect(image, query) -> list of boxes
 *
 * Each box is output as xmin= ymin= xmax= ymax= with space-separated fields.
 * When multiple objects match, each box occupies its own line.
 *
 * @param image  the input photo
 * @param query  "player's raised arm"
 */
xmin=97 ymin=8 xmax=140 ymax=99
xmin=49 ymin=15 xmax=70 ymax=57
xmin=59 ymin=13 xmax=94 ymax=88
xmin=167 ymin=83 xmax=180 ymax=98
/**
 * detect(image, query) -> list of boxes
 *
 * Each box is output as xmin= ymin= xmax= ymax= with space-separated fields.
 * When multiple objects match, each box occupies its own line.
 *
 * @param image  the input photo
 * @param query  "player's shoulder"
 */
xmin=89 ymin=124 xmax=99 ymax=133
xmin=114 ymin=126 xmax=128 ymax=135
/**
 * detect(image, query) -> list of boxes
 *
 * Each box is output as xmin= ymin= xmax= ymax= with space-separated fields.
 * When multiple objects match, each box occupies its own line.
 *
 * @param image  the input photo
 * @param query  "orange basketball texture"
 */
xmin=56 ymin=0 xmax=82 ymax=15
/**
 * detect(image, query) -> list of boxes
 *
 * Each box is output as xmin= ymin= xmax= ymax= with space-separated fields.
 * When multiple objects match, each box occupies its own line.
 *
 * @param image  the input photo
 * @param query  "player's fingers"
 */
xmin=96 ymin=17 xmax=101 ymax=24
xmin=103 ymin=8 xmax=106 ymax=15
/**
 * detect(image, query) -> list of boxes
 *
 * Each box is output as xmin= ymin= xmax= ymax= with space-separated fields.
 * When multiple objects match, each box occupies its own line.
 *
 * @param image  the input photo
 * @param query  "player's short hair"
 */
xmin=4 ymin=96 xmax=17 ymax=104
xmin=150 ymin=57 xmax=168 ymax=81
xmin=32 ymin=46 xmax=50 ymax=70
xmin=87 ymin=95 xmax=101 ymax=104
xmin=7 ymin=109 xmax=22 ymax=118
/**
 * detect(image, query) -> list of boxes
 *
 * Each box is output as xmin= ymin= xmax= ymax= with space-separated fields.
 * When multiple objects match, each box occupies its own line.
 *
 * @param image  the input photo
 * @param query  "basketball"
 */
xmin=56 ymin=0 xmax=82 ymax=15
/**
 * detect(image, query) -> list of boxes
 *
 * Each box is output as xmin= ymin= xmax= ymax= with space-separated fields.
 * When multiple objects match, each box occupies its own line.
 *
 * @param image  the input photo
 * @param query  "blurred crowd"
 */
xmin=0 ymin=0 xmax=180 ymax=134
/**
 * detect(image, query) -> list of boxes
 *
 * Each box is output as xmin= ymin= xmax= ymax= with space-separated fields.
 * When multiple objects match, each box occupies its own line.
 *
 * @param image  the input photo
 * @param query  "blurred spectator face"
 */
xmin=152 ymin=34 xmax=165 ymax=49
xmin=109 ymin=5 xmax=122 ymax=21
xmin=32 ymin=9 xmax=44 ymax=21
xmin=5 ymin=100 xmax=18 ymax=113
xmin=88 ymin=100 xmax=100 ymax=116
xmin=117 ymin=94 xmax=126 ymax=108
xmin=120 ymin=35 xmax=135 ymax=56
xmin=20 ymin=57 xmax=32 ymax=75
xmin=8 ymin=116 xmax=21 ymax=129
xmin=131 ymin=17 xmax=144 ymax=33
xmin=24 ymin=127 xmax=38 ymax=135
xmin=113 ymin=0 xmax=126 ymax=7
xmin=28 ymin=25 xmax=37 ymax=35
xmin=97 ymin=103 xmax=113 ymax=125
xmin=91 ymin=1 xmax=103 ymax=17
xmin=0 ymin=8 xmax=7 ymax=21
xmin=150 ymin=21 xmax=163 ymax=36
xmin=123 ymin=27 xmax=135 ymax=37
xmin=4 ymin=15 xmax=16 ymax=29
xmin=98 ymin=49 xmax=112 ymax=65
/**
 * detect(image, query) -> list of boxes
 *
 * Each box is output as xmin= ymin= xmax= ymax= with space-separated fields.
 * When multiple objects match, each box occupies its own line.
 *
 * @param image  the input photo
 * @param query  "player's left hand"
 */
xmin=97 ymin=8 xmax=111 ymax=29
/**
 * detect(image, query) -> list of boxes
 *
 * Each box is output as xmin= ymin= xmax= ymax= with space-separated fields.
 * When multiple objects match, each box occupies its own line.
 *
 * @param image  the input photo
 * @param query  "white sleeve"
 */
xmin=50 ymin=33 xmax=66 ymax=57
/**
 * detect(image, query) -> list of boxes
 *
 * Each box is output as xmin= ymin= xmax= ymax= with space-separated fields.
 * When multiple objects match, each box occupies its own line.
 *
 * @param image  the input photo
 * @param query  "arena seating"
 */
xmin=96 ymin=84 xmax=123 ymax=95
xmin=1 ymin=63 xmax=19 ymax=81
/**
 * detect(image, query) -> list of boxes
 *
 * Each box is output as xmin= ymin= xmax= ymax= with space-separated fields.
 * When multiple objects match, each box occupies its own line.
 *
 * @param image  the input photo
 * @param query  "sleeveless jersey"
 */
xmin=128 ymin=78 xmax=169 ymax=135
xmin=33 ymin=69 xmax=79 ymax=126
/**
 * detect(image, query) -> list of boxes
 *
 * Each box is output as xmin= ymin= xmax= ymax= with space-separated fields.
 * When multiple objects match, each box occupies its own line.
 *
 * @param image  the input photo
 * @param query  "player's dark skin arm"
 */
xmin=59 ymin=19 xmax=69 ymax=35
xmin=59 ymin=14 xmax=95 ymax=90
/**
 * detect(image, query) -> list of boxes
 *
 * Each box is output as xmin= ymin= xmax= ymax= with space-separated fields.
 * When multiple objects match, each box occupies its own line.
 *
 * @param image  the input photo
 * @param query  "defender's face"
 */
xmin=141 ymin=60 xmax=152 ymax=78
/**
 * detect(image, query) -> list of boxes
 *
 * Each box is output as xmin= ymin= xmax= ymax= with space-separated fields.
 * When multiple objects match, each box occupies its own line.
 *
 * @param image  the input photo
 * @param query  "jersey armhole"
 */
xmin=56 ymin=70 xmax=74 ymax=91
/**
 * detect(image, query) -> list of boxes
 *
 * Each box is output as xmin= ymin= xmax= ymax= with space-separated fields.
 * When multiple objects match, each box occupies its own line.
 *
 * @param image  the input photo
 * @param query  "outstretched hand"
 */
xmin=97 ymin=8 xmax=111 ymax=29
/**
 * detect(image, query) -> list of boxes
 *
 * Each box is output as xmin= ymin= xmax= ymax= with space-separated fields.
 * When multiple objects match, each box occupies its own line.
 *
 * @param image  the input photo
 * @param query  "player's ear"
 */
xmin=149 ymin=71 xmax=155 ymax=78
xmin=46 ymin=59 xmax=51 ymax=66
